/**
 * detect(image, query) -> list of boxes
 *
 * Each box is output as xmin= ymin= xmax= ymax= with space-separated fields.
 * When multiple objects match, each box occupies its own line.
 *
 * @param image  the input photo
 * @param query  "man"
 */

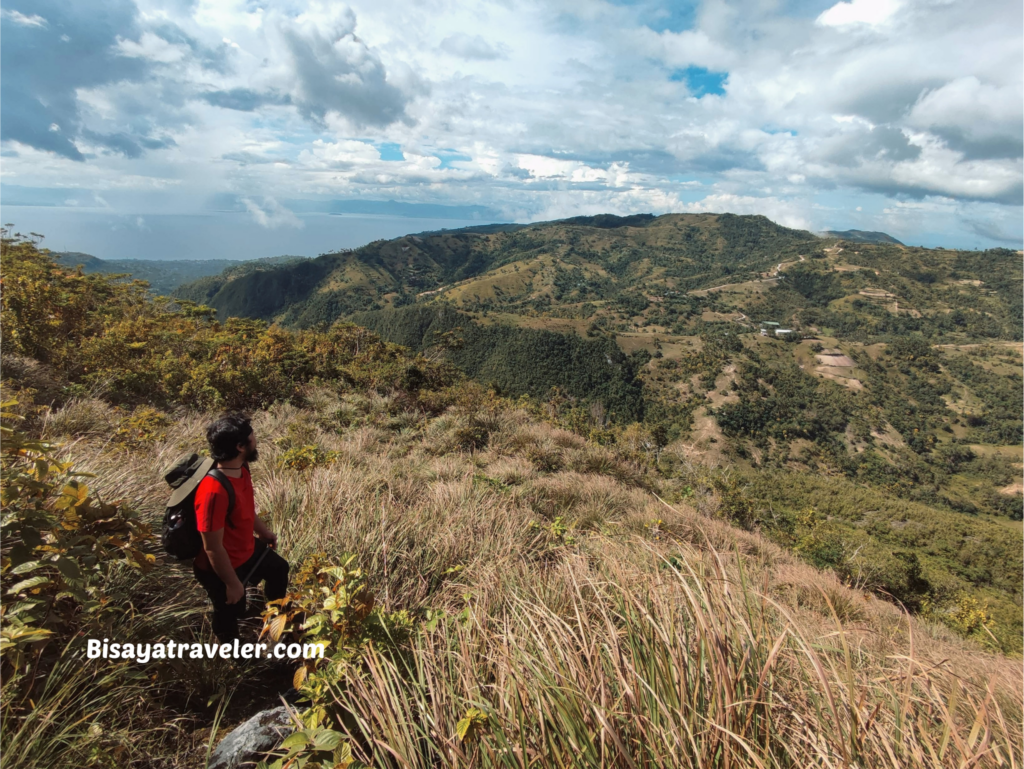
xmin=193 ymin=412 xmax=289 ymax=643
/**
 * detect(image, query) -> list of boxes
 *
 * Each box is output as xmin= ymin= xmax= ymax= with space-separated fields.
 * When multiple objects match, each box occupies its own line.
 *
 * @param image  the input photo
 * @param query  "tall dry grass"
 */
xmin=28 ymin=390 xmax=1023 ymax=767
xmin=328 ymin=548 xmax=1022 ymax=767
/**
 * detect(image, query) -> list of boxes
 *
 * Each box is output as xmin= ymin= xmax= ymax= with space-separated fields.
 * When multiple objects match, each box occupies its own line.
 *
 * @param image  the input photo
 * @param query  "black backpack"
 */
xmin=162 ymin=454 xmax=235 ymax=561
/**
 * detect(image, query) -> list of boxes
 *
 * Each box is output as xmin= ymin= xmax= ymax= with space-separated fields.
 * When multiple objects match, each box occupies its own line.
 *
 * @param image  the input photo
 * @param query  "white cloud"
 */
xmin=907 ymin=77 xmax=1023 ymax=154
xmin=686 ymin=194 xmax=813 ymax=230
xmin=115 ymin=32 xmax=189 ymax=63
xmin=2 ymin=0 xmax=1020 ymax=248
xmin=513 ymin=155 xmax=632 ymax=184
xmin=298 ymin=139 xmax=383 ymax=169
xmin=263 ymin=3 xmax=414 ymax=128
xmin=817 ymin=0 xmax=903 ymax=27
xmin=243 ymin=197 xmax=304 ymax=229
xmin=2 ymin=9 xmax=47 ymax=27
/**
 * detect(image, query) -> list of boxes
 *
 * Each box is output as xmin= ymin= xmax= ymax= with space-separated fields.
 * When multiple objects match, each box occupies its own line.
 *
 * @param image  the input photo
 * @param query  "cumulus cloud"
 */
xmin=268 ymin=5 xmax=414 ymax=128
xmin=0 ymin=0 xmax=1020 ymax=248
xmin=907 ymin=77 xmax=1023 ymax=160
xmin=817 ymin=0 xmax=903 ymax=27
xmin=116 ymin=31 xmax=189 ymax=63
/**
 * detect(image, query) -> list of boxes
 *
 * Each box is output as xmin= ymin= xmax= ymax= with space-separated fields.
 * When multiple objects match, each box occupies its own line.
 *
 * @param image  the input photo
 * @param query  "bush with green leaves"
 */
xmin=260 ymin=554 xmax=414 ymax=717
xmin=0 ymin=401 xmax=155 ymax=691
xmin=280 ymin=445 xmax=341 ymax=472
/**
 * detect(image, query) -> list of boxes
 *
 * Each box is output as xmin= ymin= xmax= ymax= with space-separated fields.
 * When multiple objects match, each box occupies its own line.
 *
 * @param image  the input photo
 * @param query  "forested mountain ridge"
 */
xmin=174 ymin=213 xmax=821 ymax=324
xmin=175 ymin=213 xmax=1020 ymax=346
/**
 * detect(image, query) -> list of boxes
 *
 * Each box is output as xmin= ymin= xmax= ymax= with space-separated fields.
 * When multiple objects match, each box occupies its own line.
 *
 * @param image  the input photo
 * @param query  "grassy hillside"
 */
xmin=3 ymin=233 xmax=1021 ymax=768
xmin=171 ymin=215 xmax=1023 ymax=633
xmin=324 ymin=229 xmax=1023 ymax=521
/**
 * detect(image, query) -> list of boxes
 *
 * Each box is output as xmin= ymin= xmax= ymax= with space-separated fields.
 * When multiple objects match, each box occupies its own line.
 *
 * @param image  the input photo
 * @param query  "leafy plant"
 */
xmin=260 ymin=554 xmax=413 ymax=729
xmin=0 ymin=403 xmax=155 ymax=669
xmin=112 ymin=406 xmax=171 ymax=449
xmin=528 ymin=515 xmax=577 ymax=547
xmin=257 ymin=725 xmax=362 ymax=769
xmin=280 ymin=445 xmax=340 ymax=472
xmin=455 ymin=707 xmax=490 ymax=744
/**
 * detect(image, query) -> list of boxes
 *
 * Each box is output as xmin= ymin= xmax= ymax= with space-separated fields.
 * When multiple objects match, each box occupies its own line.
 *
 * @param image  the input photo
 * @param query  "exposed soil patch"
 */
xmin=816 ymin=353 xmax=856 ymax=367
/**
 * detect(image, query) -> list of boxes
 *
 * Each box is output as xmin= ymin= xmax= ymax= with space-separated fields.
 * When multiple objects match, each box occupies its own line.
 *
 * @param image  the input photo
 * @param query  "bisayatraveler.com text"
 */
xmin=86 ymin=638 xmax=326 ymax=663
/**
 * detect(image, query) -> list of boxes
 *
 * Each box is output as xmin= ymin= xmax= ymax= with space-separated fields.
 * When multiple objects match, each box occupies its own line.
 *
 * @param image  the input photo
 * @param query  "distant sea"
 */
xmin=3 ymin=208 xmax=499 ymax=261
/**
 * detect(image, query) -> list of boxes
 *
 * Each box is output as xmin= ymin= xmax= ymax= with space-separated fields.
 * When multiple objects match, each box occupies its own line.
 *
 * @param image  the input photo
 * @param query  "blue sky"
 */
xmin=1 ymin=0 xmax=1021 ymax=254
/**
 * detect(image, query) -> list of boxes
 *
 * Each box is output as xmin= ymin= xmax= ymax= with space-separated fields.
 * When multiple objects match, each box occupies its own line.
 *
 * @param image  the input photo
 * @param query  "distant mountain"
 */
xmin=54 ymin=252 xmax=304 ymax=296
xmin=54 ymin=252 xmax=248 ymax=295
xmin=825 ymin=229 xmax=904 ymax=245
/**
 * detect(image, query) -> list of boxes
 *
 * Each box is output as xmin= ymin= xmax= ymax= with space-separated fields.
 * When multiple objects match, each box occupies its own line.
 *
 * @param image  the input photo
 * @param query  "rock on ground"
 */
xmin=207 ymin=706 xmax=293 ymax=769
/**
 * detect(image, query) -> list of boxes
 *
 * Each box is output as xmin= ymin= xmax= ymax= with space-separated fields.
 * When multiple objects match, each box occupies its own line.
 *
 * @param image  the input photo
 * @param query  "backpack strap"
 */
xmin=207 ymin=469 xmax=236 ymax=521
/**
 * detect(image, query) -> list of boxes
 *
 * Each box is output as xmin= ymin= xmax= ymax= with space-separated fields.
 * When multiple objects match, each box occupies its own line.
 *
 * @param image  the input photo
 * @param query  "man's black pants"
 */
xmin=193 ymin=539 xmax=289 ymax=643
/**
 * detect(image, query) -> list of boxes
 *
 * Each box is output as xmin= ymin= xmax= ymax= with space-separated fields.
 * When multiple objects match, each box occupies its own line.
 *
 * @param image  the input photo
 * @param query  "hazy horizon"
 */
xmin=2 ymin=207 xmax=501 ymax=261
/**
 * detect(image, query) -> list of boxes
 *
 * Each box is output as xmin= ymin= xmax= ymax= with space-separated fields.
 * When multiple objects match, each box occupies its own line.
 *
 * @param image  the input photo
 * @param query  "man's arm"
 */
xmin=200 ymin=528 xmax=244 ymax=604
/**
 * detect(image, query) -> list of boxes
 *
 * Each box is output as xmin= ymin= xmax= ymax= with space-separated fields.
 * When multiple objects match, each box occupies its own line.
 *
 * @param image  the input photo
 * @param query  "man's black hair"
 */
xmin=206 ymin=412 xmax=253 ymax=462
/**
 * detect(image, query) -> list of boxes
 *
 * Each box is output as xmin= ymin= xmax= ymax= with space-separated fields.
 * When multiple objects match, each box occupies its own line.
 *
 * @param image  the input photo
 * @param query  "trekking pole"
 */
xmin=240 ymin=542 xmax=272 ymax=586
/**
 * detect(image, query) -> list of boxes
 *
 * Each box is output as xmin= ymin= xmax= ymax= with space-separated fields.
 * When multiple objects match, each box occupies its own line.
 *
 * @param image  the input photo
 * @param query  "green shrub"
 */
xmin=280 ymin=445 xmax=340 ymax=472
xmin=1 ymin=402 xmax=155 ymax=691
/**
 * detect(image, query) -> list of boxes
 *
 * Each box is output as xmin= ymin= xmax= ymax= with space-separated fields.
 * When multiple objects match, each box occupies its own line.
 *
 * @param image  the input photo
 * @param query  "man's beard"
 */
xmin=246 ymin=446 xmax=259 ymax=463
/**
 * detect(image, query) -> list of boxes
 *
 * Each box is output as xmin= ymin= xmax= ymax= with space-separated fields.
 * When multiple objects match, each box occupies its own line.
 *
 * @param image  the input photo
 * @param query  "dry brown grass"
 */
xmin=33 ymin=389 xmax=1024 ymax=767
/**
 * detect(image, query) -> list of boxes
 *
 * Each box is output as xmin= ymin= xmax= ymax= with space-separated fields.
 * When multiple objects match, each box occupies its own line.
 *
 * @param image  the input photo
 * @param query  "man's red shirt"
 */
xmin=194 ymin=466 xmax=256 ymax=570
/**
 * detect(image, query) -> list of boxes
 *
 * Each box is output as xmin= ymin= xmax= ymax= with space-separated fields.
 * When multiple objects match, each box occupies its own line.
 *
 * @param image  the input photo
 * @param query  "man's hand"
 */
xmin=201 ymin=528 xmax=246 ymax=604
xmin=255 ymin=516 xmax=278 ymax=549
xmin=225 ymin=578 xmax=245 ymax=605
